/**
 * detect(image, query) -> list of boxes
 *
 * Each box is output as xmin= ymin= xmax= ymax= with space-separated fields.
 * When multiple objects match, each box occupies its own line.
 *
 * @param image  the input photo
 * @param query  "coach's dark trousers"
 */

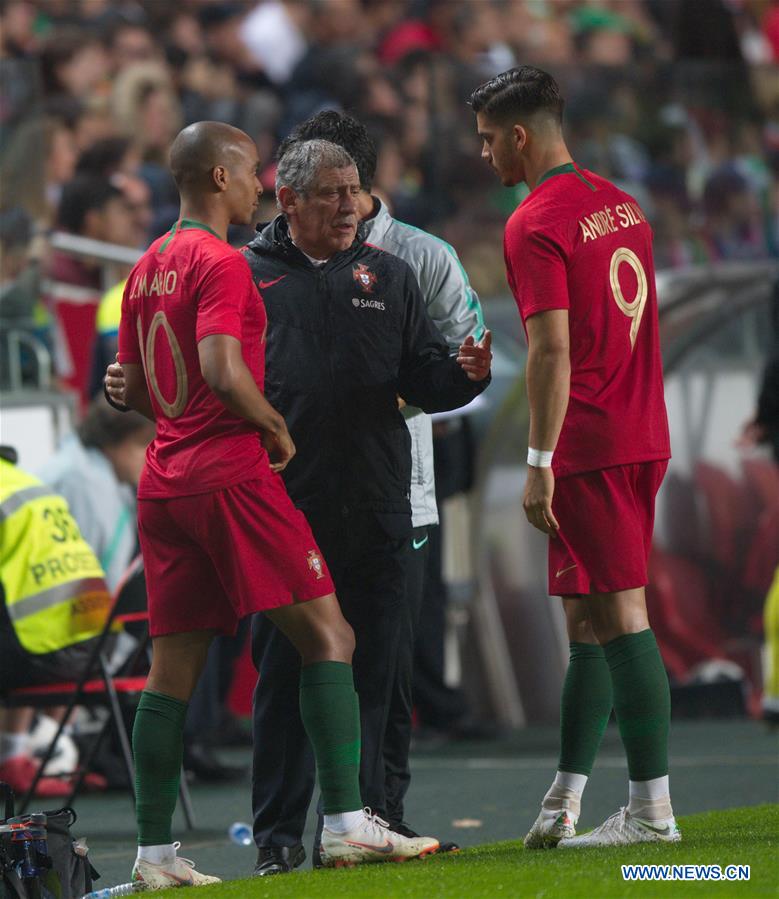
xmin=251 ymin=508 xmax=412 ymax=849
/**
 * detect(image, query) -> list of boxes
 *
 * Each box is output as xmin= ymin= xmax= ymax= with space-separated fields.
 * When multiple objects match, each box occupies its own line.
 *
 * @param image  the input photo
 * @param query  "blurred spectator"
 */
xmin=0 ymin=207 xmax=44 ymax=389
xmin=0 ymin=207 xmax=36 ymax=324
xmin=90 ymin=279 xmax=126 ymax=399
xmin=0 ymin=0 xmax=775 ymax=420
xmin=45 ymin=175 xmax=135 ymax=405
xmin=40 ymin=28 xmax=110 ymax=102
xmin=0 ymin=115 xmax=78 ymax=229
xmin=38 ymin=398 xmax=154 ymax=592
xmin=702 ymin=166 xmax=769 ymax=261
xmin=76 ymin=137 xmax=154 ymax=247
xmin=111 ymin=61 xmax=181 ymax=165
xmin=0 ymin=0 xmax=40 ymax=58
xmin=240 ymin=0 xmax=308 ymax=84
xmin=105 ymin=18 xmax=161 ymax=73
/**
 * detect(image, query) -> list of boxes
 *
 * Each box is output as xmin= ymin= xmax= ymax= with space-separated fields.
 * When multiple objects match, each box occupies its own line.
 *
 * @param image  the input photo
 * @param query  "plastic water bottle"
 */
xmin=82 ymin=885 xmax=139 ymax=897
xmin=228 ymin=822 xmax=253 ymax=847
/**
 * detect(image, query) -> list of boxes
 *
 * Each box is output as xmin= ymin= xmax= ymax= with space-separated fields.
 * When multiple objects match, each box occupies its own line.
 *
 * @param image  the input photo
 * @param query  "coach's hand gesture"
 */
xmin=457 ymin=330 xmax=492 ymax=381
xmin=263 ymin=424 xmax=296 ymax=473
xmin=105 ymin=355 xmax=128 ymax=406
xmin=523 ymin=466 xmax=560 ymax=537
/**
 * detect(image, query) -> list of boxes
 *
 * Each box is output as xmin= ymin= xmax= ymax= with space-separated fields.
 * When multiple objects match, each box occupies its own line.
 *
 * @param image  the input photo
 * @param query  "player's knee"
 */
xmin=563 ymin=599 xmax=596 ymax=644
xmin=567 ymin=616 xmax=597 ymax=644
xmin=298 ymin=613 xmax=354 ymax=664
xmin=589 ymin=590 xmax=649 ymax=644
xmin=330 ymin=617 xmax=355 ymax=662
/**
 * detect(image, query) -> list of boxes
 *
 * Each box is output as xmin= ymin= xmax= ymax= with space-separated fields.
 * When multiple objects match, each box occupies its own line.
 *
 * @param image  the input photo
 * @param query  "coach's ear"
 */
xmin=277 ymin=185 xmax=298 ymax=216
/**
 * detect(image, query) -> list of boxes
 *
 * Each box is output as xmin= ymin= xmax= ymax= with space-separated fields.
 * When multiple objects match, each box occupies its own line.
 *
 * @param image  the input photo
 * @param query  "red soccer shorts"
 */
xmin=138 ymin=475 xmax=334 ymax=636
xmin=548 ymin=460 xmax=668 ymax=597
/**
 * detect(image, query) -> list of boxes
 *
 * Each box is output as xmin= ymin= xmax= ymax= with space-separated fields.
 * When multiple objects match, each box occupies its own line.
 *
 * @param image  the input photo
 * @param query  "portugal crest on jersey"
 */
xmin=352 ymin=263 xmax=377 ymax=293
xmin=307 ymin=549 xmax=325 ymax=579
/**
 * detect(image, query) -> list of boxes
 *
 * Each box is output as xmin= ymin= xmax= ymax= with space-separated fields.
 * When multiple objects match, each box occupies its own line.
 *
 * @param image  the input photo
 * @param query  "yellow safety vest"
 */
xmin=0 ymin=459 xmax=111 ymax=655
xmin=96 ymin=280 xmax=126 ymax=338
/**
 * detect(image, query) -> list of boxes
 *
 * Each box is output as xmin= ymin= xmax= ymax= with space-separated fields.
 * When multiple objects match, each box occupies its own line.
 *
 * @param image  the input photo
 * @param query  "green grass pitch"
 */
xmin=154 ymin=805 xmax=778 ymax=898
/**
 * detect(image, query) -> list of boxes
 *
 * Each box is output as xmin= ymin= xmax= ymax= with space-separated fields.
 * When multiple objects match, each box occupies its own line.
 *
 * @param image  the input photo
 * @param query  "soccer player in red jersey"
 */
xmin=470 ymin=67 xmax=679 ymax=848
xmin=117 ymin=122 xmax=427 ymax=888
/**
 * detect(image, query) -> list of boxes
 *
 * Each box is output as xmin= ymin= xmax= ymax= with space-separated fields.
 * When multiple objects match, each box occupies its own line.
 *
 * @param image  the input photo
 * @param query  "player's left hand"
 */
xmin=457 ymin=330 xmax=492 ymax=381
xmin=523 ymin=465 xmax=559 ymax=537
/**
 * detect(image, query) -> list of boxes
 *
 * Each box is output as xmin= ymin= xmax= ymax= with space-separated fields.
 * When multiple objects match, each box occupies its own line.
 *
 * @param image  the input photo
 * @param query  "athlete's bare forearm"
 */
xmin=525 ymin=310 xmax=570 ymax=452
xmin=198 ymin=334 xmax=285 ymax=436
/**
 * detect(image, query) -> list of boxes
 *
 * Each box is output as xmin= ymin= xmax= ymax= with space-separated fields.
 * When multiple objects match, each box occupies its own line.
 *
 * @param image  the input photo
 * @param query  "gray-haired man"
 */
xmin=246 ymin=136 xmax=491 ymax=873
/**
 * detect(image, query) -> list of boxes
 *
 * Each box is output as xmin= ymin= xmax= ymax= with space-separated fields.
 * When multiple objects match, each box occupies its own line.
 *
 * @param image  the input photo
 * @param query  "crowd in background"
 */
xmin=0 ymin=1 xmax=777 ymax=784
xmin=0 ymin=0 xmax=777 ymax=394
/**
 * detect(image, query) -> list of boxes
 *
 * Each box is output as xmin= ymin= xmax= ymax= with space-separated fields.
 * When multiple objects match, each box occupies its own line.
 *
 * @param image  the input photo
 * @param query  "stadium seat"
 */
xmin=741 ymin=457 xmax=779 ymax=516
xmin=647 ymin=548 xmax=727 ymax=678
xmin=5 ymin=557 xmax=195 ymax=826
xmin=742 ymin=506 xmax=779 ymax=596
xmin=694 ymin=461 xmax=751 ymax=573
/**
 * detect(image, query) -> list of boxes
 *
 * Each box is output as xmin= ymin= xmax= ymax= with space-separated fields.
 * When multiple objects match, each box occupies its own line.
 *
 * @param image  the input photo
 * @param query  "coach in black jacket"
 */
xmin=246 ymin=139 xmax=491 ymax=871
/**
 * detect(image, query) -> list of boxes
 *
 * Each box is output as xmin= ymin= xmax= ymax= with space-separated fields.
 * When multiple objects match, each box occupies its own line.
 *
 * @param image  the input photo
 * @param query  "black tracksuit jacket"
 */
xmin=242 ymin=216 xmax=488 ymax=521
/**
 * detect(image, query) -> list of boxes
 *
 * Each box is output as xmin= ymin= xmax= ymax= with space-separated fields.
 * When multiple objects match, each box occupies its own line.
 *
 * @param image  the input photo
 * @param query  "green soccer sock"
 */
xmin=132 ymin=690 xmax=188 ymax=846
xmin=604 ymin=629 xmax=671 ymax=782
xmin=558 ymin=642 xmax=613 ymax=777
xmin=299 ymin=661 xmax=362 ymax=814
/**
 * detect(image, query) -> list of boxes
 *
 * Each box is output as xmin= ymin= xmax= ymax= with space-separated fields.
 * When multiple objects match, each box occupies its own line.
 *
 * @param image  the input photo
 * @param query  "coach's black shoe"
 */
xmin=392 ymin=821 xmax=460 ymax=854
xmin=253 ymin=844 xmax=306 ymax=876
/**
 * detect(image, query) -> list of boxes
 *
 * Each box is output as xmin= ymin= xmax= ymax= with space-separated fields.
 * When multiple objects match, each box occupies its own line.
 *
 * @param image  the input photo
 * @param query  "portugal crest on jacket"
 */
xmin=352 ymin=263 xmax=377 ymax=293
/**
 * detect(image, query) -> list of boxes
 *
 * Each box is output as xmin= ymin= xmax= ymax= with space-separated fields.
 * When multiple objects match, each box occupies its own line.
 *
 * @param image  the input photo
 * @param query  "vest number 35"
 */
xmin=609 ymin=247 xmax=648 ymax=350
xmin=137 ymin=311 xmax=188 ymax=418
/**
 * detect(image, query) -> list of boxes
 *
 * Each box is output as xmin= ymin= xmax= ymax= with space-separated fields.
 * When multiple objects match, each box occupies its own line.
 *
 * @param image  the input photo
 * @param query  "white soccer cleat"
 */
xmin=131 ymin=843 xmax=221 ymax=890
xmin=558 ymin=807 xmax=681 ymax=848
xmin=320 ymin=809 xmax=439 ymax=867
xmin=524 ymin=809 xmax=577 ymax=849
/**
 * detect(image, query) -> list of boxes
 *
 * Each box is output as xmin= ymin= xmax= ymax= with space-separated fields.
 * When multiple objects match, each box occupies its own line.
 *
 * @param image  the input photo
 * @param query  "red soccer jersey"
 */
xmin=504 ymin=163 xmax=670 ymax=478
xmin=118 ymin=219 xmax=269 ymax=498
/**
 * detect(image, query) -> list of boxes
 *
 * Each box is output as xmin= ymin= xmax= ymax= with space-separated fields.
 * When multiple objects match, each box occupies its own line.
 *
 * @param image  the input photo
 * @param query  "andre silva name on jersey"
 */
xmin=578 ymin=201 xmax=647 ymax=244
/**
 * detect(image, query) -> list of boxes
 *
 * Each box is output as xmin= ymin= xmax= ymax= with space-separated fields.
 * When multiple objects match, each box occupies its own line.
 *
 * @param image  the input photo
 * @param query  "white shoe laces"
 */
xmin=169 ymin=842 xmax=196 ymax=870
xmin=361 ymin=808 xmax=391 ymax=838
xmin=588 ymin=807 xmax=628 ymax=839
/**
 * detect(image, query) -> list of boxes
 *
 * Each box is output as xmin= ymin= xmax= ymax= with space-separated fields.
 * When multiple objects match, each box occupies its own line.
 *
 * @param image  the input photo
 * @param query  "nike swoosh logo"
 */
xmin=555 ymin=563 xmax=578 ymax=578
xmin=412 ymin=536 xmax=429 ymax=550
xmin=136 ymin=869 xmax=193 ymax=887
xmin=159 ymin=870 xmax=194 ymax=885
xmin=345 ymin=839 xmax=395 ymax=854
xmin=258 ymin=275 xmax=287 ymax=290
xmin=637 ymin=821 xmax=674 ymax=836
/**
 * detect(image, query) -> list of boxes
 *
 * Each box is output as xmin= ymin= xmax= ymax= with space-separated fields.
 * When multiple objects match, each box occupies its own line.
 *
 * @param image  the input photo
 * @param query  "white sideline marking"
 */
xmin=410 ymin=755 xmax=779 ymax=770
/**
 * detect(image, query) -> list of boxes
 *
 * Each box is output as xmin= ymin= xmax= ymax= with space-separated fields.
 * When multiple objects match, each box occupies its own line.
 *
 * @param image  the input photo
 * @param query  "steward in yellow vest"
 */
xmin=0 ymin=453 xmax=112 ymax=689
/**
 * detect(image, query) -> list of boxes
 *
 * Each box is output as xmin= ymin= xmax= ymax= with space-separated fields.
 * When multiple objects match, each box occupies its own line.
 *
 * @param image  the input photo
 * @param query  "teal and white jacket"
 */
xmin=364 ymin=200 xmax=485 ymax=527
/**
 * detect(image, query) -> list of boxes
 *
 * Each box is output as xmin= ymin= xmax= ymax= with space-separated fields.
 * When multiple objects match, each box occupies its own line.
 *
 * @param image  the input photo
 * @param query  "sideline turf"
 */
xmin=154 ymin=805 xmax=778 ymax=897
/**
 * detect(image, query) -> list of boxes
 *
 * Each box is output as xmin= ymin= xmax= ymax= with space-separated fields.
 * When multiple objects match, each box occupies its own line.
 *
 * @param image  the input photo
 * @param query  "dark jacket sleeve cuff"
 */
xmin=104 ymin=380 xmax=130 ymax=413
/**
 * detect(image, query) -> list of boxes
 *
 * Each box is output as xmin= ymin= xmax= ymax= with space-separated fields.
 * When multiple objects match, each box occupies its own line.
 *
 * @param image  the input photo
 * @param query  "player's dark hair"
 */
xmin=279 ymin=111 xmax=377 ymax=192
xmin=469 ymin=66 xmax=564 ymax=126
xmin=56 ymin=175 xmax=122 ymax=234
xmin=78 ymin=396 xmax=153 ymax=450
